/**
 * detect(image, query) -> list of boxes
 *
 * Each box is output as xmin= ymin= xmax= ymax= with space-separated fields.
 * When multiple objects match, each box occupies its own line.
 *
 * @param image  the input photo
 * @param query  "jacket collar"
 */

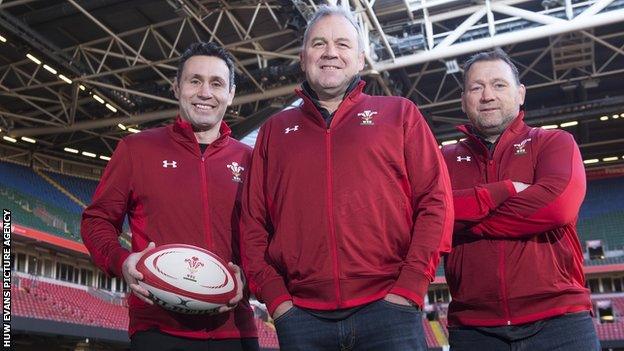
xmin=457 ymin=111 xmax=529 ymax=157
xmin=300 ymin=75 xmax=361 ymax=106
xmin=169 ymin=116 xmax=231 ymax=155
xmin=295 ymin=80 xmax=367 ymax=127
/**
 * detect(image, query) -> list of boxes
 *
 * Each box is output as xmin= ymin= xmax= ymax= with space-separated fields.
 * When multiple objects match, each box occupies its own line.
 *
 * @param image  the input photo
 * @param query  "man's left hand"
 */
xmin=383 ymin=293 xmax=414 ymax=306
xmin=212 ymin=262 xmax=244 ymax=314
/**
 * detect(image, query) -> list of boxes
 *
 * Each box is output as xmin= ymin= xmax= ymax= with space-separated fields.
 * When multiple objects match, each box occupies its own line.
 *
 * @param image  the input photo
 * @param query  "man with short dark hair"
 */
xmin=81 ymin=42 xmax=258 ymax=351
xmin=442 ymin=48 xmax=599 ymax=350
xmin=242 ymin=5 xmax=453 ymax=351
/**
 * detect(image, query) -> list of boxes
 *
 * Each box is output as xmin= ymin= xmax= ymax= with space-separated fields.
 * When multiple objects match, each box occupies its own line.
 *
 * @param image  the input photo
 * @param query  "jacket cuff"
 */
xmin=480 ymin=180 xmax=517 ymax=209
xmin=390 ymin=270 xmax=430 ymax=307
xmin=109 ymin=247 xmax=131 ymax=277
xmin=258 ymin=277 xmax=292 ymax=315
xmin=470 ymin=223 xmax=485 ymax=236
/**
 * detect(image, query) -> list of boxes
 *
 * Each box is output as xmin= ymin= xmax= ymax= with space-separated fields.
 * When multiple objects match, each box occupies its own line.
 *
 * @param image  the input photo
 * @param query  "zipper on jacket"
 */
xmin=325 ymin=129 xmax=342 ymax=305
xmin=498 ymin=241 xmax=512 ymax=325
xmin=199 ymin=156 xmax=213 ymax=249
xmin=486 ymin=157 xmax=512 ymax=324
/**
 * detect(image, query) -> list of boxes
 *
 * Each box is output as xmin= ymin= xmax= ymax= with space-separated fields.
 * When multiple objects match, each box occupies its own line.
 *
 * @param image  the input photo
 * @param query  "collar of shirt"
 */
xmin=300 ymin=75 xmax=361 ymax=125
xmin=468 ymin=125 xmax=499 ymax=152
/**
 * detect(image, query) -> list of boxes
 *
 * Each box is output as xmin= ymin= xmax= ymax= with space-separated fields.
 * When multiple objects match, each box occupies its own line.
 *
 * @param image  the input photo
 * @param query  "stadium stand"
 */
xmin=585 ymin=256 xmax=624 ymax=266
xmin=580 ymin=178 xmax=624 ymax=219
xmin=42 ymin=170 xmax=98 ymax=207
xmin=593 ymin=296 xmax=624 ymax=344
xmin=12 ymin=275 xmax=128 ymax=330
xmin=578 ymin=177 xmax=624 ymax=250
xmin=4 ymin=159 xmax=624 ymax=350
xmin=255 ymin=319 xmax=280 ymax=351
xmin=12 ymin=274 xmax=280 ymax=350
xmin=0 ymin=161 xmax=84 ymax=214
xmin=0 ymin=161 xmax=135 ymax=247
xmin=595 ymin=321 xmax=624 ymax=342
xmin=423 ymin=320 xmax=442 ymax=348
xmin=0 ymin=186 xmax=79 ymax=240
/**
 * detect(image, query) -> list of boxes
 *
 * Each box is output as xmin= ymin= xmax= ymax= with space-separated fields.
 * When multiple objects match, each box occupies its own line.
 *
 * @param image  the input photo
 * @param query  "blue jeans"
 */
xmin=274 ymin=299 xmax=428 ymax=351
xmin=448 ymin=312 xmax=600 ymax=351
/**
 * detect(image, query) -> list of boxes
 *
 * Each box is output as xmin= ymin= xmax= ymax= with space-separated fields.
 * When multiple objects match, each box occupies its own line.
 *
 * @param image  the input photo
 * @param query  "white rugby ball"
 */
xmin=136 ymin=244 xmax=237 ymax=314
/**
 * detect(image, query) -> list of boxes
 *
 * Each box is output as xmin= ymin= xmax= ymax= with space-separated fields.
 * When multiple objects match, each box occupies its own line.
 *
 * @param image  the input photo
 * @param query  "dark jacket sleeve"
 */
xmin=240 ymin=125 xmax=292 ymax=315
xmin=471 ymin=131 xmax=586 ymax=239
xmin=389 ymin=102 xmax=454 ymax=307
xmin=80 ymin=140 xmax=133 ymax=277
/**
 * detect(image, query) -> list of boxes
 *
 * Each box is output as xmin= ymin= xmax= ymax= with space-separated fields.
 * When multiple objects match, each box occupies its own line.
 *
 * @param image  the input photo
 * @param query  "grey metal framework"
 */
xmin=0 ymin=0 xmax=623 ymax=176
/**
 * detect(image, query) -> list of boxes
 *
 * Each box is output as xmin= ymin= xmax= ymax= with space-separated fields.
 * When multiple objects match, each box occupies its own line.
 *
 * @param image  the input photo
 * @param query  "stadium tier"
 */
xmin=12 ymin=276 xmax=128 ymax=330
xmin=585 ymin=256 xmax=624 ymax=266
xmin=594 ymin=296 xmax=624 ymax=344
xmin=578 ymin=177 xmax=624 ymax=250
xmin=0 ymin=161 xmax=85 ymax=214
xmin=255 ymin=319 xmax=280 ymax=351
xmin=4 ymin=162 xmax=624 ymax=349
xmin=12 ymin=275 xmax=279 ymax=350
xmin=423 ymin=320 xmax=444 ymax=348
xmin=0 ymin=161 xmax=130 ymax=245
xmin=3 ymin=159 xmax=623 ymax=249
xmin=43 ymin=170 xmax=98 ymax=206
xmin=0 ymin=188 xmax=72 ymax=239
xmin=580 ymin=177 xmax=624 ymax=219
xmin=595 ymin=321 xmax=624 ymax=343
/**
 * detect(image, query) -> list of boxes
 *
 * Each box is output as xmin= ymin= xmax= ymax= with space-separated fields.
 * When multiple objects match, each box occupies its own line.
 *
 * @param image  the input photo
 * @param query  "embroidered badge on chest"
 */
xmin=226 ymin=162 xmax=244 ymax=183
xmin=513 ymin=138 xmax=531 ymax=155
xmin=357 ymin=110 xmax=377 ymax=126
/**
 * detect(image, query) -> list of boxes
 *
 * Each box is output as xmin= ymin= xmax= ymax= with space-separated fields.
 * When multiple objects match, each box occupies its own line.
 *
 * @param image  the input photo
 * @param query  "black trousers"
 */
xmin=130 ymin=329 xmax=260 ymax=351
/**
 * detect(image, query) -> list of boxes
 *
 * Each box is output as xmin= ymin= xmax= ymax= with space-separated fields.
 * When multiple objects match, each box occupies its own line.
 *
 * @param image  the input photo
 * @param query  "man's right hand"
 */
xmin=122 ymin=242 xmax=156 ymax=305
xmin=272 ymin=300 xmax=294 ymax=320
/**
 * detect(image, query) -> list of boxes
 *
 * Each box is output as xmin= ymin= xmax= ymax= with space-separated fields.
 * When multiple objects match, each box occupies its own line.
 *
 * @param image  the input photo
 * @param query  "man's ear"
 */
xmin=460 ymin=91 xmax=466 ymax=113
xmin=172 ymin=77 xmax=180 ymax=99
xmin=357 ymin=51 xmax=365 ymax=71
xmin=227 ymin=84 xmax=236 ymax=106
xmin=518 ymin=83 xmax=526 ymax=106
xmin=299 ymin=50 xmax=306 ymax=73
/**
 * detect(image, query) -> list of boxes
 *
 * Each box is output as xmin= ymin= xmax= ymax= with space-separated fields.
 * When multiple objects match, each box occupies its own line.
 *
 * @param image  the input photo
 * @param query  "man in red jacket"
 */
xmin=242 ymin=5 xmax=453 ymax=351
xmin=81 ymin=42 xmax=258 ymax=350
xmin=442 ymin=48 xmax=599 ymax=350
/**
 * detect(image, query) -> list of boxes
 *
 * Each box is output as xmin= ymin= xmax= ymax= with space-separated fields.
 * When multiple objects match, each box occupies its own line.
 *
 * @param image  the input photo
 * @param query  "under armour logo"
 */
xmin=285 ymin=125 xmax=299 ymax=134
xmin=163 ymin=160 xmax=177 ymax=168
xmin=457 ymin=156 xmax=472 ymax=162
xmin=513 ymin=138 xmax=531 ymax=155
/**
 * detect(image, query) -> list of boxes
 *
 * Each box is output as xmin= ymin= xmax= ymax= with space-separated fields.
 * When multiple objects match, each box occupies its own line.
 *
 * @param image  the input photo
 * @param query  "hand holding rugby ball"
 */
xmin=135 ymin=244 xmax=239 ymax=314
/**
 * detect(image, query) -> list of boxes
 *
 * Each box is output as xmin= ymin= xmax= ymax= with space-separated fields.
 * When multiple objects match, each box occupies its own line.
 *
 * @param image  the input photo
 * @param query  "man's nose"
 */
xmin=480 ymin=85 xmax=495 ymax=101
xmin=197 ymin=83 xmax=213 ymax=98
xmin=322 ymin=43 xmax=338 ymax=58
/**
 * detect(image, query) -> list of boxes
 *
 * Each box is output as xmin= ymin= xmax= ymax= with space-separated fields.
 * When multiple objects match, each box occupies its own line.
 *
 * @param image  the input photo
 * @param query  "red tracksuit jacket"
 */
xmin=242 ymin=81 xmax=454 ymax=315
xmin=81 ymin=117 xmax=257 ymax=339
xmin=442 ymin=112 xmax=592 ymax=327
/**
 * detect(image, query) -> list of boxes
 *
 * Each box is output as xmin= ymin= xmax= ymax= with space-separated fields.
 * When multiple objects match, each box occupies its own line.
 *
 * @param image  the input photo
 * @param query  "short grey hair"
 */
xmin=462 ymin=48 xmax=521 ymax=88
xmin=302 ymin=5 xmax=365 ymax=53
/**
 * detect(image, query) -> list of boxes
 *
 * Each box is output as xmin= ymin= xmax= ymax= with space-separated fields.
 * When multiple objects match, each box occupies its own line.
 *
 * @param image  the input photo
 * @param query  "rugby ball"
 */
xmin=136 ymin=244 xmax=237 ymax=314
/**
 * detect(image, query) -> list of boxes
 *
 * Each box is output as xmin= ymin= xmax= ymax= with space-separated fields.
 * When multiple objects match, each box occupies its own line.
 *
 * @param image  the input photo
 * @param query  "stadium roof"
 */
xmin=1 ymin=0 xmax=624 ymax=175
